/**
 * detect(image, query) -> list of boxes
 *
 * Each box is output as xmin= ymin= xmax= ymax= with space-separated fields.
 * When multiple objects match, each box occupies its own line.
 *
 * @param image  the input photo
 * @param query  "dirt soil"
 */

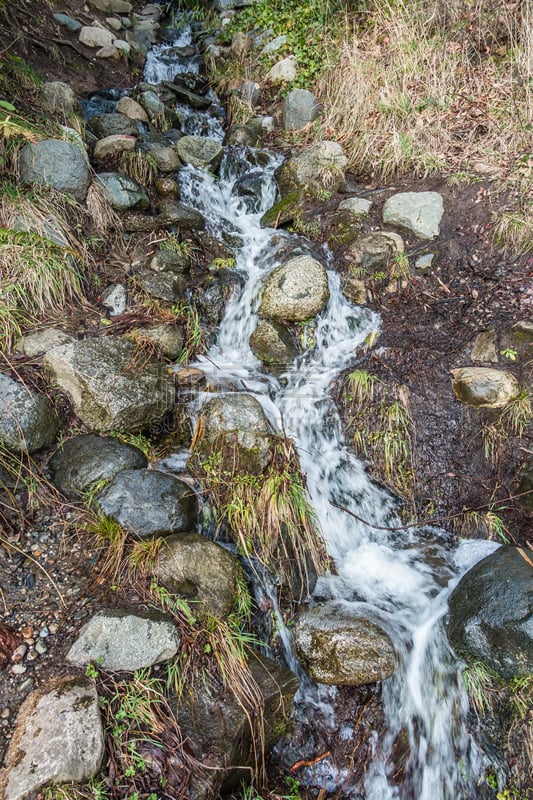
xmin=0 ymin=0 xmax=532 ymax=793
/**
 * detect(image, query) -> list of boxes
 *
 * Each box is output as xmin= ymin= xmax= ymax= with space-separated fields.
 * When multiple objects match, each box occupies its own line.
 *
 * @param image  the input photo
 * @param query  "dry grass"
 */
xmin=317 ymin=0 xmax=532 ymax=181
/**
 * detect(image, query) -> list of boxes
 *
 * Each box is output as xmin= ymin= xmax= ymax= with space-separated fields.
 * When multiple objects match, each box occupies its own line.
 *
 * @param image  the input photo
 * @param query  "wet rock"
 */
xmin=115 ymin=95 xmax=149 ymax=121
xmin=159 ymin=200 xmax=206 ymax=230
xmin=87 ymin=112 xmax=139 ymax=138
xmin=267 ymin=55 xmax=297 ymax=83
xmin=345 ymin=231 xmax=404 ymax=270
xmin=292 ymin=603 xmax=397 ymax=685
xmin=138 ymin=270 xmax=188 ymax=302
xmin=48 ymin=433 xmax=147 ymax=500
xmin=155 ymin=176 xmax=180 ymax=197
xmin=275 ymin=141 xmax=348 ymax=199
xmin=95 ymin=172 xmax=150 ymax=210
xmin=79 ymin=25 xmax=115 ymax=48
xmin=193 ymin=393 xmax=273 ymax=474
xmin=325 ymin=209 xmax=363 ymax=247
xmin=40 ymin=81 xmax=82 ymax=119
xmin=0 ymin=374 xmax=59 ymax=454
xmin=341 ymin=276 xmax=367 ymax=305
xmin=150 ymin=248 xmax=190 ymax=274
xmin=176 ymin=651 xmax=299 ymax=798
xmin=15 ymin=327 xmax=75 ymax=358
xmin=43 ymin=336 xmax=175 ymax=432
xmin=196 ymin=269 xmax=244 ymax=326
xmin=446 ymin=546 xmax=533 ymax=678
xmin=517 ymin=460 xmax=533 ymax=511
xmin=130 ymin=324 xmax=184 ymax=359
xmin=93 ymin=133 xmax=136 ymax=159
xmin=176 ymin=135 xmax=223 ymax=172
xmin=121 ymin=212 xmax=163 ymax=232
xmin=382 ymin=191 xmax=444 ymax=240
xmin=18 ymin=139 xmax=90 ymax=202
xmin=95 ymin=468 xmax=197 ymax=538
xmin=53 ymin=13 xmax=81 ymax=32
xmin=137 ymin=90 xmax=177 ymax=126
xmin=259 ymin=255 xmax=329 ymax=322
xmin=470 ymin=331 xmax=498 ymax=363
xmin=249 ymin=319 xmax=298 ymax=367
xmin=67 ymin=610 xmax=180 ymax=671
xmin=152 ymin=533 xmax=243 ymax=618
xmin=0 ymin=676 xmax=103 ymax=800
xmin=164 ymin=82 xmax=211 ymax=109
xmin=282 ymin=89 xmax=320 ymax=131
xmin=451 ymin=367 xmax=520 ymax=409
xmin=338 ymin=196 xmax=372 ymax=216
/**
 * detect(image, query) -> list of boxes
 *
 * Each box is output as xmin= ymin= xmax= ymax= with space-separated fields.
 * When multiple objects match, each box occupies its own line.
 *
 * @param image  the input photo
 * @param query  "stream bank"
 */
xmin=0 ymin=1 xmax=527 ymax=800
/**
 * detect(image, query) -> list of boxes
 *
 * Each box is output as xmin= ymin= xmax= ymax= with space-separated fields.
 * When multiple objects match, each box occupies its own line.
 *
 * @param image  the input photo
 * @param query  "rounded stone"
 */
xmin=382 ymin=191 xmax=444 ymax=240
xmin=93 ymin=134 xmax=136 ymax=160
xmin=292 ymin=603 xmax=397 ymax=685
xmin=18 ymin=140 xmax=90 ymax=202
xmin=259 ymin=255 xmax=329 ymax=322
xmin=249 ymin=319 xmax=298 ymax=367
xmin=0 ymin=374 xmax=60 ymax=454
xmin=176 ymin=135 xmax=223 ymax=172
xmin=282 ymin=89 xmax=320 ymax=131
xmin=451 ymin=367 xmax=520 ymax=409
xmin=48 ymin=433 xmax=148 ymax=500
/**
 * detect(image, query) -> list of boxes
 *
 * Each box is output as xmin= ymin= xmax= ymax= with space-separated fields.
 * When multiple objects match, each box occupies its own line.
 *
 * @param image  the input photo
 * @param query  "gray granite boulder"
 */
xmin=43 ymin=336 xmax=175 ymax=432
xmin=79 ymin=25 xmax=115 ymax=48
xmin=87 ymin=113 xmax=139 ymax=138
xmin=382 ymin=191 xmax=444 ymax=240
xmin=267 ymin=55 xmax=297 ymax=83
xmin=18 ymin=140 xmax=90 ymax=202
xmin=292 ymin=603 xmax=397 ymax=685
xmin=48 ymin=433 xmax=147 ymax=500
xmin=95 ymin=172 xmax=150 ymax=210
xmin=66 ymin=609 xmax=180 ymax=670
xmin=115 ymin=95 xmax=149 ymax=121
xmin=152 ymin=533 xmax=243 ymax=618
xmin=136 ymin=140 xmax=180 ymax=172
xmin=176 ymin=135 xmax=223 ymax=172
xmin=0 ymin=373 xmax=59 ymax=454
xmin=0 ymin=676 xmax=103 ymax=800
xmin=259 ymin=255 xmax=329 ymax=322
xmin=193 ymin=393 xmax=273 ymax=474
xmin=93 ymin=134 xmax=136 ymax=160
xmin=40 ymin=81 xmax=82 ymax=119
xmin=95 ymin=468 xmax=197 ymax=538
xmin=14 ymin=327 xmax=75 ymax=358
xmin=275 ymin=141 xmax=348 ymax=198
xmin=338 ymin=197 xmax=372 ymax=216
xmin=130 ymin=324 xmax=184 ymax=359
xmin=138 ymin=270 xmax=188 ymax=302
xmin=446 ymin=546 xmax=533 ymax=678
xmin=282 ymin=89 xmax=320 ymax=131
xmin=451 ymin=367 xmax=520 ymax=409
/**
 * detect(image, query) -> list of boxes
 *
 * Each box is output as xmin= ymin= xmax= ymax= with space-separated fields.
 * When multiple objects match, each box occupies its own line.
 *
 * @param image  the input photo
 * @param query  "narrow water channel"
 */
xmin=148 ymin=16 xmax=498 ymax=799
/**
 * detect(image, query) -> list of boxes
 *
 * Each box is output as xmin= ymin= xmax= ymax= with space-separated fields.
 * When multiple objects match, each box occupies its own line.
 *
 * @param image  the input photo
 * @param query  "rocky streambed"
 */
xmin=0 ymin=1 xmax=532 ymax=800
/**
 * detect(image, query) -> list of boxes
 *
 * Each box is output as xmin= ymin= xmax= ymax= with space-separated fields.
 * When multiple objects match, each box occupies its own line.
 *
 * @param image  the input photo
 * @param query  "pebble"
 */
xmin=39 ymin=626 xmax=49 ymax=638
xmin=18 ymin=677 xmax=34 ymax=693
xmin=11 ymin=644 xmax=28 ymax=663
xmin=35 ymin=640 xmax=48 ymax=655
xmin=21 ymin=626 xmax=33 ymax=639
xmin=26 ymin=650 xmax=39 ymax=661
xmin=49 ymin=623 xmax=59 ymax=635
xmin=73 ymin=609 xmax=89 ymax=621
xmin=1 ymin=708 xmax=10 ymax=719
xmin=12 ymin=663 xmax=27 ymax=675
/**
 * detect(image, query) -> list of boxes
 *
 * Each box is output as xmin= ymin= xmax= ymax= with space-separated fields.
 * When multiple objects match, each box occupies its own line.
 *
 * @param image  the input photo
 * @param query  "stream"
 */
xmin=149 ymin=14 xmax=498 ymax=800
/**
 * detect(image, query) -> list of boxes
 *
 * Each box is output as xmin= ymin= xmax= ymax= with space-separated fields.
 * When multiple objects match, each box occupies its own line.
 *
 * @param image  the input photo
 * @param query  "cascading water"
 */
xmin=147 ymin=18 xmax=499 ymax=799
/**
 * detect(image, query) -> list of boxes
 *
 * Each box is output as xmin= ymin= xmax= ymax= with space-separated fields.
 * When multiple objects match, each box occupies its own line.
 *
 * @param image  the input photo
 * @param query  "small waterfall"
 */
xmin=146 ymin=16 xmax=498 ymax=798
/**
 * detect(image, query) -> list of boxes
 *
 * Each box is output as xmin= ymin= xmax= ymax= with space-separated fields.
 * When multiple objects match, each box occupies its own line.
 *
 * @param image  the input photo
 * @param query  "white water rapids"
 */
xmin=147 ymin=20 xmax=499 ymax=799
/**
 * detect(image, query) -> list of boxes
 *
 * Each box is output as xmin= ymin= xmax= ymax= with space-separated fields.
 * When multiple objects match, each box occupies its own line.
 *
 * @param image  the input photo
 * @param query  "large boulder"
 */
xmin=115 ymin=95 xmax=149 ymax=121
xmin=95 ymin=468 xmax=197 ymax=538
xmin=292 ymin=603 xmax=397 ymax=685
xmin=79 ymin=25 xmax=115 ymax=48
xmin=0 ymin=676 xmax=103 ymax=800
xmin=0 ymin=373 xmax=59 ymax=454
xmin=259 ymin=255 xmax=329 ymax=322
xmin=176 ymin=135 xmax=223 ymax=172
xmin=18 ymin=140 xmax=90 ymax=202
xmin=192 ymin=393 xmax=273 ymax=474
xmin=95 ymin=172 xmax=150 ymax=210
xmin=43 ymin=337 xmax=175 ymax=432
xmin=48 ymin=433 xmax=147 ymax=500
xmin=152 ymin=533 xmax=243 ymax=619
xmin=93 ymin=134 xmax=136 ymax=160
xmin=282 ymin=89 xmax=320 ymax=131
xmin=446 ymin=546 xmax=533 ymax=678
xmin=176 ymin=651 xmax=299 ymax=798
xmin=382 ymin=191 xmax=444 ymax=240
xmin=249 ymin=319 xmax=298 ymax=367
xmin=451 ymin=367 xmax=520 ymax=409
xmin=87 ymin=112 xmax=139 ymax=138
xmin=275 ymin=141 xmax=348 ymax=198
xmin=66 ymin=609 xmax=180 ymax=671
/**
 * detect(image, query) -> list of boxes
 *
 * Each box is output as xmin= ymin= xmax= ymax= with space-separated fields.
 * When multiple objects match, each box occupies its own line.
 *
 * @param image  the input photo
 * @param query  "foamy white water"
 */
xmin=148 ymin=18 xmax=497 ymax=799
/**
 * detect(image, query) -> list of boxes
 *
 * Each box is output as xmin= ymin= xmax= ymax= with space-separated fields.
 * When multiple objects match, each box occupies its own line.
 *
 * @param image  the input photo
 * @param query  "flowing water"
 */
xmin=147 ymin=20 xmax=499 ymax=799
